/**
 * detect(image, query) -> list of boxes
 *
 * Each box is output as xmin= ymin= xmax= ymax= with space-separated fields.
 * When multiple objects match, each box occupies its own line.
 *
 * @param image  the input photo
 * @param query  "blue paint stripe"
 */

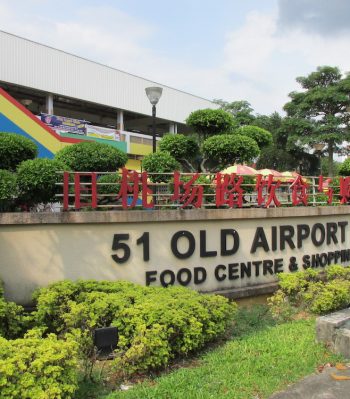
xmin=0 ymin=112 xmax=54 ymax=158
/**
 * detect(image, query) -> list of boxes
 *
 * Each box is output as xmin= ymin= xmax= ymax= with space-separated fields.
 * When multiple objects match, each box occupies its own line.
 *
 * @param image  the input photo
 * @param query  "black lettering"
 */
xmin=271 ymin=226 xmax=277 ymax=251
xmin=240 ymin=262 xmax=251 ymax=278
xmin=326 ymin=223 xmax=338 ymax=245
xmin=319 ymin=253 xmax=328 ymax=267
xmin=280 ymin=225 xmax=295 ymax=250
xmin=338 ymin=221 xmax=348 ymax=243
xmin=335 ymin=250 xmax=341 ymax=263
xmin=250 ymin=227 xmax=269 ymax=253
xmin=214 ymin=265 xmax=226 ymax=281
xmin=177 ymin=268 xmax=192 ymax=286
xmin=327 ymin=251 xmax=335 ymax=265
xmin=221 ymin=229 xmax=240 ymax=256
xmin=274 ymin=258 xmax=284 ymax=273
xmin=160 ymin=270 xmax=175 ymax=287
xmin=252 ymin=261 xmax=262 ymax=277
xmin=194 ymin=267 xmax=207 ymax=284
xmin=311 ymin=224 xmax=325 ymax=246
xmin=145 ymin=271 xmax=157 ymax=286
xmin=228 ymin=263 xmax=239 ymax=280
xmin=263 ymin=260 xmax=274 ymax=275
xmin=297 ymin=224 xmax=310 ymax=248
xmin=171 ymin=231 xmax=195 ymax=259
xmin=200 ymin=230 xmax=217 ymax=257
xmin=302 ymin=255 xmax=310 ymax=269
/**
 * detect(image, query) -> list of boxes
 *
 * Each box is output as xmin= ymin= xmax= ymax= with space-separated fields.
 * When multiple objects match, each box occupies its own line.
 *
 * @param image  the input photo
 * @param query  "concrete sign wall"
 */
xmin=1 ymin=207 xmax=350 ymax=304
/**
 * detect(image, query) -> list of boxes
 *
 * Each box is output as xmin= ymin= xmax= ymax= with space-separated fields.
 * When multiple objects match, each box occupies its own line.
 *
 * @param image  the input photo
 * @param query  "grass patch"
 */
xmin=101 ymin=317 xmax=342 ymax=399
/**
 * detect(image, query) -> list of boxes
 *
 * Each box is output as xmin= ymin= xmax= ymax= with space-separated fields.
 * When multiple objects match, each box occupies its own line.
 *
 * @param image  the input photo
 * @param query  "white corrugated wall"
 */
xmin=0 ymin=31 xmax=217 ymax=123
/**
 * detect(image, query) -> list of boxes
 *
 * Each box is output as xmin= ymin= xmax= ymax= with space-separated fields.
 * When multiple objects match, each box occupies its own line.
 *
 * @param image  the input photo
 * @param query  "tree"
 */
xmin=284 ymin=66 xmax=350 ymax=176
xmin=186 ymin=109 xmax=235 ymax=141
xmin=141 ymin=152 xmax=180 ymax=183
xmin=201 ymin=134 xmax=260 ymax=170
xmin=0 ymin=133 xmax=38 ymax=171
xmin=214 ymin=100 xmax=255 ymax=126
xmin=55 ymin=141 xmax=127 ymax=172
xmin=235 ymin=126 xmax=273 ymax=149
xmin=158 ymin=134 xmax=199 ymax=172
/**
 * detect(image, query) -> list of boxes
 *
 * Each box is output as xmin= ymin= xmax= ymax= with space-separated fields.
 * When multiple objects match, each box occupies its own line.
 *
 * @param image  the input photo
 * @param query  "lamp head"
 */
xmin=145 ymin=87 xmax=163 ymax=106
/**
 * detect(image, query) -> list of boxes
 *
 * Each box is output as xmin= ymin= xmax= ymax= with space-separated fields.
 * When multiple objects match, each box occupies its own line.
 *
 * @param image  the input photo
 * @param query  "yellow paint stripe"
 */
xmin=0 ymin=95 xmax=63 ymax=153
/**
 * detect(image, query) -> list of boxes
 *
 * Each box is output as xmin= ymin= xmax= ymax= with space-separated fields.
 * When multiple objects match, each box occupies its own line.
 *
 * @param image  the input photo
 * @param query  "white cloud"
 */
xmin=1 ymin=1 xmax=350 ymax=115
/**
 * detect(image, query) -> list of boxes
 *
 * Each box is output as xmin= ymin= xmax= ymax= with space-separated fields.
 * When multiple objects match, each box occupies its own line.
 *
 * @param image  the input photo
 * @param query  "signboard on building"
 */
xmin=39 ymin=113 xmax=87 ymax=135
xmin=86 ymin=125 xmax=121 ymax=141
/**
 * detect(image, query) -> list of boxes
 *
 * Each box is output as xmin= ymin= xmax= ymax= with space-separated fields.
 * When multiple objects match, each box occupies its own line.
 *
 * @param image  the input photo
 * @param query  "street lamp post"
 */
xmin=313 ymin=143 xmax=325 ymax=175
xmin=145 ymin=87 xmax=163 ymax=153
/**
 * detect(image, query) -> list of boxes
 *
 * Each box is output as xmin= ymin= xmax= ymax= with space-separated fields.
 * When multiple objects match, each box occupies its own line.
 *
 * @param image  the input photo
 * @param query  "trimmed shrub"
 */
xmin=32 ymin=280 xmax=236 ymax=376
xmin=0 ymin=132 xmax=37 ymax=171
xmin=0 ymin=169 xmax=18 ymax=211
xmin=339 ymin=158 xmax=350 ymax=176
xmin=142 ymin=151 xmax=180 ymax=183
xmin=236 ymin=125 xmax=273 ymax=148
xmin=16 ymin=158 xmax=66 ymax=207
xmin=0 ymin=330 xmax=78 ymax=399
xmin=159 ymin=134 xmax=199 ymax=161
xmin=97 ymin=172 xmax=121 ymax=206
xmin=268 ymin=265 xmax=350 ymax=318
xmin=55 ymin=142 xmax=127 ymax=172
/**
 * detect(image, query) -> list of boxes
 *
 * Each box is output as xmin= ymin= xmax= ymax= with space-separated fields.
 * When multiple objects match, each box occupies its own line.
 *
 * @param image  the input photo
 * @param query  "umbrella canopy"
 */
xmin=280 ymin=171 xmax=301 ymax=182
xmin=256 ymin=168 xmax=283 ymax=178
xmin=221 ymin=164 xmax=257 ymax=175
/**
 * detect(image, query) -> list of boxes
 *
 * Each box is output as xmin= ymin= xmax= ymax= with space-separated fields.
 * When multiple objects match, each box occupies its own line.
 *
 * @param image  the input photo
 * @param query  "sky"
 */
xmin=1 ymin=0 xmax=350 ymax=115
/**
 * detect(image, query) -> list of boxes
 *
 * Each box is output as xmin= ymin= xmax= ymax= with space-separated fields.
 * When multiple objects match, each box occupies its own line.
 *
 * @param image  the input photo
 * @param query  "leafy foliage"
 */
xmin=186 ymin=109 xmax=235 ymax=140
xmin=268 ymin=265 xmax=350 ymax=319
xmin=339 ymin=158 xmax=350 ymax=176
xmin=32 ymin=280 xmax=236 ymax=377
xmin=236 ymin=125 xmax=273 ymax=148
xmin=0 ymin=330 xmax=78 ymax=399
xmin=16 ymin=158 xmax=66 ymax=207
xmin=142 ymin=151 xmax=180 ymax=182
xmin=0 ymin=133 xmax=38 ymax=171
xmin=201 ymin=134 xmax=260 ymax=169
xmin=213 ymin=99 xmax=255 ymax=126
xmin=158 ymin=134 xmax=199 ymax=164
xmin=284 ymin=66 xmax=350 ymax=176
xmin=0 ymin=170 xmax=18 ymax=211
xmin=55 ymin=142 xmax=127 ymax=172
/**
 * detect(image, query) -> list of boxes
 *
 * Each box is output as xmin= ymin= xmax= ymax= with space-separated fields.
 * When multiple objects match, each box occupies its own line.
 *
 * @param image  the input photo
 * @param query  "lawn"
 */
xmin=91 ymin=308 xmax=342 ymax=399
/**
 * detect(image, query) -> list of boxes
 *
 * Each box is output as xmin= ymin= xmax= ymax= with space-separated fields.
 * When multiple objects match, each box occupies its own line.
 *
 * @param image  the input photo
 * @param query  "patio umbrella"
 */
xmin=280 ymin=171 xmax=301 ymax=182
xmin=221 ymin=164 xmax=257 ymax=175
xmin=256 ymin=168 xmax=283 ymax=178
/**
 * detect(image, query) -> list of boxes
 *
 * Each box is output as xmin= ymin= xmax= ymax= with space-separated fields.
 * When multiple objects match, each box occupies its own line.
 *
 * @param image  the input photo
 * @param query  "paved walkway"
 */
xmin=270 ymin=365 xmax=350 ymax=399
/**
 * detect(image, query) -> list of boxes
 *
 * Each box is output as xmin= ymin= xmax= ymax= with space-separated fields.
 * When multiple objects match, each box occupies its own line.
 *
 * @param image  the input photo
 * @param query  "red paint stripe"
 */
xmin=0 ymin=87 xmax=82 ymax=144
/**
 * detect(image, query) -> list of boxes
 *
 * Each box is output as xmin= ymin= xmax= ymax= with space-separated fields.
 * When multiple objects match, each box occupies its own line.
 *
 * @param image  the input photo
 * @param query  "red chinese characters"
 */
xmin=171 ymin=171 xmax=203 ymax=208
xmin=215 ymin=173 xmax=244 ymax=208
xmin=339 ymin=176 xmax=350 ymax=204
xmin=255 ymin=174 xmax=281 ymax=207
xmin=290 ymin=175 xmax=308 ymax=206
xmin=117 ymin=168 xmax=154 ymax=209
xmin=318 ymin=175 xmax=333 ymax=204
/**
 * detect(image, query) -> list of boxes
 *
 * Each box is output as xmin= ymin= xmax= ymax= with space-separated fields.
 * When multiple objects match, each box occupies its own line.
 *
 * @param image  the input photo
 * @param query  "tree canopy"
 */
xmin=213 ymin=99 xmax=255 ymax=126
xmin=283 ymin=66 xmax=350 ymax=176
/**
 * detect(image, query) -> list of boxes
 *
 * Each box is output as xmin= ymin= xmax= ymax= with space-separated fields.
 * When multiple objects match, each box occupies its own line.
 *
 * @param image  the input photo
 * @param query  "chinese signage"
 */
xmin=62 ymin=169 xmax=350 ymax=211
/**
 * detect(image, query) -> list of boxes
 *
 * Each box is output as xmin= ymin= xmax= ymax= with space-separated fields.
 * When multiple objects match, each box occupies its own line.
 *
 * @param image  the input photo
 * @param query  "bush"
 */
xmin=236 ymin=125 xmax=273 ymax=148
xmin=201 ymin=134 xmax=260 ymax=169
xmin=16 ymin=158 xmax=66 ymax=207
xmin=339 ymin=158 xmax=350 ymax=176
xmin=142 ymin=151 xmax=180 ymax=183
xmin=0 ymin=170 xmax=18 ymax=211
xmin=268 ymin=265 xmax=350 ymax=318
xmin=32 ymin=280 xmax=236 ymax=376
xmin=186 ymin=109 xmax=235 ymax=139
xmin=0 ymin=330 xmax=78 ymax=399
xmin=159 ymin=134 xmax=199 ymax=161
xmin=97 ymin=173 xmax=121 ymax=205
xmin=0 ymin=133 xmax=37 ymax=171
xmin=55 ymin=142 xmax=127 ymax=172
xmin=0 ymin=281 xmax=30 ymax=339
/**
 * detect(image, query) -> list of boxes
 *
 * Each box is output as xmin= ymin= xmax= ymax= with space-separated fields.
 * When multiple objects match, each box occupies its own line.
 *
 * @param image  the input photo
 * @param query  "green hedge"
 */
xmin=0 ymin=330 xmax=78 ymax=399
xmin=33 ymin=280 xmax=236 ymax=376
xmin=0 ymin=170 xmax=18 ymax=211
xmin=268 ymin=265 xmax=350 ymax=319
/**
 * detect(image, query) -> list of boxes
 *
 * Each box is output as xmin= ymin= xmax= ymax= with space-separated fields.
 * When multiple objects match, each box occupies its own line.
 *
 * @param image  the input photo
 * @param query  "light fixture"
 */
xmin=145 ymin=87 xmax=163 ymax=153
xmin=20 ymin=99 xmax=32 ymax=107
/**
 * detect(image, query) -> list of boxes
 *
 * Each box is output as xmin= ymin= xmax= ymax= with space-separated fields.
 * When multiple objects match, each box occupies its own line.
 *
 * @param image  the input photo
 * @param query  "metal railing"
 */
xmin=54 ymin=171 xmax=345 ymax=211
